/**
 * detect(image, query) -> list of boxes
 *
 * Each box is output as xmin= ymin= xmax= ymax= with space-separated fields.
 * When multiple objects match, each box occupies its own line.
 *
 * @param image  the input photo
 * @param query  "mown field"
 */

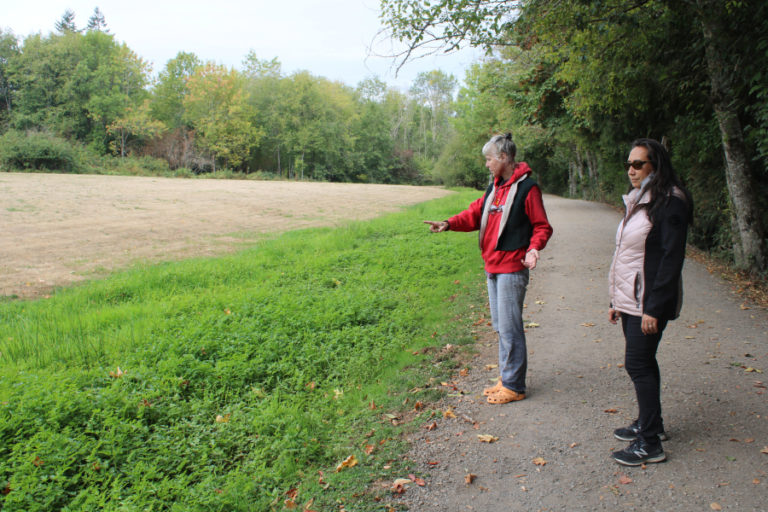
xmin=0 ymin=189 xmax=488 ymax=511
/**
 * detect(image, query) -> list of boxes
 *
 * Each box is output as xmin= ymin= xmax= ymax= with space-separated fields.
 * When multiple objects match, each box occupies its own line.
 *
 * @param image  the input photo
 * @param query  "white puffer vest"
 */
xmin=609 ymin=186 xmax=652 ymax=316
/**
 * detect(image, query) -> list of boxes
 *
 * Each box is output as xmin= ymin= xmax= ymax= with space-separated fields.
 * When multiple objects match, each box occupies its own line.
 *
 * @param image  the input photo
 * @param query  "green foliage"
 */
xmin=7 ymin=29 xmax=150 ymax=153
xmin=380 ymin=0 xmax=768 ymax=272
xmin=1 ymin=17 xmax=461 ymax=185
xmin=183 ymin=63 xmax=261 ymax=170
xmin=0 ymin=190 xmax=486 ymax=510
xmin=0 ymin=28 xmax=20 ymax=129
xmin=0 ymin=130 xmax=80 ymax=172
xmin=151 ymin=52 xmax=202 ymax=131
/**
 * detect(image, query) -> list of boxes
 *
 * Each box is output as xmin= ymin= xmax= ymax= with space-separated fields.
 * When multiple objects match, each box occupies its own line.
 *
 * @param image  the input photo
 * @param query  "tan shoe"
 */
xmin=483 ymin=379 xmax=503 ymax=396
xmin=486 ymin=386 xmax=526 ymax=404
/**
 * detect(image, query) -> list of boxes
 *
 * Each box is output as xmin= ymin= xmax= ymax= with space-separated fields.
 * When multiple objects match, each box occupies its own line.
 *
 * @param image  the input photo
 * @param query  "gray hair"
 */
xmin=482 ymin=133 xmax=516 ymax=160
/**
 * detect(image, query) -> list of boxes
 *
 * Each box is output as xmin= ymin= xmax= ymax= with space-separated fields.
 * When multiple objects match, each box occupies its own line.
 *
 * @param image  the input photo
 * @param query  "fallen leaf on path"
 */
xmin=408 ymin=474 xmax=426 ymax=486
xmin=581 ymin=322 xmax=595 ymax=327
xmin=443 ymin=409 xmax=457 ymax=419
xmin=485 ymin=364 xmax=498 ymax=370
xmin=427 ymin=461 xmax=439 ymax=466
xmin=570 ymin=442 xmax=579 ymax=448
xmin=525 ymin=322 xmax=540 ymax=328
xmin=618 ymin=474 xmax=633 ymax=485
xmin=532 ymin=457 xmax=547 ymax=466
xmin=745 ymin=367 xmax=763 ymax=373
xmin=465 ymin=473 xmax=476 ymax=484
xmin=478 ymin=434 xmax=498 ymax=443
xmin=335 ymin=455 xmax=358 ymax=472
xmin=761 ymin=446 xmax=768 ymax=455
xmin=710 ymin=503 xmax=722 ymax=511
xmin=391 ymin=479 xmax=409 ymax=494
xmin=459 ymin=368 xmax=469 ymax=377
xmin=535 ymin=300 xmax=546 ymax=304
xmin=425 ymin=421 xmax=437 ymax=431
xmin=604 ymin=408 xmax=619 ymax=414
xmin=441 ymin=381 xmax=459 ymax=391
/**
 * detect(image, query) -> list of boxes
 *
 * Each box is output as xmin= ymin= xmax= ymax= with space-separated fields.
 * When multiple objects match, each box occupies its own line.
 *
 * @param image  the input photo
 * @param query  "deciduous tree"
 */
xmin=183 ymin=63 xmax=262 ymax=170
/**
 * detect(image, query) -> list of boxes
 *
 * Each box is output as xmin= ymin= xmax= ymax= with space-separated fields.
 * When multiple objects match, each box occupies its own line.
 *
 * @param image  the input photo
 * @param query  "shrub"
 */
xmin=0 ymin=130 xmax=80 ymax=172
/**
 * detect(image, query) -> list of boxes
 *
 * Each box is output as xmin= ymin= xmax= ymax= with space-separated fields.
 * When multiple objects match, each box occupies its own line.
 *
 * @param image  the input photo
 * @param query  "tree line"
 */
xmin=1 ymin=4 xmax=765 ymax=276
xmin=0 ymin=9 xmax=458 ymax=184
xmin=382 ymin=0 xmax=768 ymax=276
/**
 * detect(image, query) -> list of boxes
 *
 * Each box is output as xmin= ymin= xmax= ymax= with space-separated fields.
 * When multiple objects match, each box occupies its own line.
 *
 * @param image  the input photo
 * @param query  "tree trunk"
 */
xmin=699 ymin=8 xmax=767 ymax=273
xmin=585 ymin=150 xmax=599 ymax=201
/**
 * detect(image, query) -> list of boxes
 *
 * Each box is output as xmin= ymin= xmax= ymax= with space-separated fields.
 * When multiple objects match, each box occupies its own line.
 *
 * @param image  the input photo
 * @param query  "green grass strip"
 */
xmin=0 ymin=188 xmax=487 ymax=511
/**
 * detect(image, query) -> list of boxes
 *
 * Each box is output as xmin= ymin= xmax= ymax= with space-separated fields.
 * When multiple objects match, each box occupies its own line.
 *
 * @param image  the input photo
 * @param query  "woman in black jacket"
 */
xmin=608 ymin=138 xmax=693 ymax=466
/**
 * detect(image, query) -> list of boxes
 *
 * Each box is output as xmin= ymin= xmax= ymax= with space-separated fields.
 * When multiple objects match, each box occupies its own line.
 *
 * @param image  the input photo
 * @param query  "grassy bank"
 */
xmin=0 ymin=189 xmax=488 ymax=511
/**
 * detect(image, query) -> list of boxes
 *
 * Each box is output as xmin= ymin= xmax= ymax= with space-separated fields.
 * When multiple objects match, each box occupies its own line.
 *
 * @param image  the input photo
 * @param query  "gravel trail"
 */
xmin=398 ymin=194 xmax=767 ymax=512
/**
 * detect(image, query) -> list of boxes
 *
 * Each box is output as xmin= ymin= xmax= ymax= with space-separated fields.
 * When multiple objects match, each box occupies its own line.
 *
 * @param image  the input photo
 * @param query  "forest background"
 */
xmin=0 ymin=0 xmax=766 ymax=276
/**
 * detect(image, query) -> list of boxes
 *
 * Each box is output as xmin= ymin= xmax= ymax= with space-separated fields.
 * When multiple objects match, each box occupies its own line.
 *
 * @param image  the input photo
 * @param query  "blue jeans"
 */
xmin=486 ymin=270 xmax=529 ymax=393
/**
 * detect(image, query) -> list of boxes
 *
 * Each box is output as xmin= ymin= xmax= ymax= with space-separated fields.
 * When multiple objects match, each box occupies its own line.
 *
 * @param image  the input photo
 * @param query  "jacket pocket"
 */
xmin=633 ymin=272 xmax=642 ymax=309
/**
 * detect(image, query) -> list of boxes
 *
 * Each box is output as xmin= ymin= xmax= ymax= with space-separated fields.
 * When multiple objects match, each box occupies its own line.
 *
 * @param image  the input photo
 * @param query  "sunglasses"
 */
xmin=624 ymin=160 xmax=651 ymax=170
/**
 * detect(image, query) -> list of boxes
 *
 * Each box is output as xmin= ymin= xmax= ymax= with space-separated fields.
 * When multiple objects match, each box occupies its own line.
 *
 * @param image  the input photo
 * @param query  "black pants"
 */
xmin=622 ymin=314 xmax=668 ymax=444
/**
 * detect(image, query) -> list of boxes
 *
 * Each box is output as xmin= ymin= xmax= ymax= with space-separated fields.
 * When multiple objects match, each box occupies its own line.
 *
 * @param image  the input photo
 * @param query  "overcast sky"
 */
xmin=3 ymin=0 xmax=483 ymax=90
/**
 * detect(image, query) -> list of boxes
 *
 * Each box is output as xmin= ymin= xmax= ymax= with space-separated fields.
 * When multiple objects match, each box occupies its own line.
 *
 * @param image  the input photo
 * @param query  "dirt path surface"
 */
xmin=398 ymin=195 xmax=767 ymax=511
xmin=0 ymin=173 xmax=451 ymax=299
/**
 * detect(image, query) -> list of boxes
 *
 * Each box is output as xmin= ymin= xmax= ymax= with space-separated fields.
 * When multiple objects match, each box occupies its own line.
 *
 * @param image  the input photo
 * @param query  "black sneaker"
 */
xmin=613 ymin=420 xmax=668 ymax=442
xmin=612 ymin=438 xmax=666 ymax=466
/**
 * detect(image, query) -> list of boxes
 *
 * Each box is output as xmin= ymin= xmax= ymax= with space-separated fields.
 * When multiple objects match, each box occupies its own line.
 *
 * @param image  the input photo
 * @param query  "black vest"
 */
xmin=482 ymin=177 xmax=537 ymax=251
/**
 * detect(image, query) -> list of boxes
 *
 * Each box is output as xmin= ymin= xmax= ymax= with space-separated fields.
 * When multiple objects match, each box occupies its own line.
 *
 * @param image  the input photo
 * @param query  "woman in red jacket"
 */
xmin=425 ymin=133 xmax=553 ymax=404
xmin=608 ymin=138 xmax=693 ymax=466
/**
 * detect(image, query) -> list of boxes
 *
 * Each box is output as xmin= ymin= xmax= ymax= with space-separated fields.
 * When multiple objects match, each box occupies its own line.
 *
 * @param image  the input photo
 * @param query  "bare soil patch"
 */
xmin=0 ymin=173 xmax=451 ymax=299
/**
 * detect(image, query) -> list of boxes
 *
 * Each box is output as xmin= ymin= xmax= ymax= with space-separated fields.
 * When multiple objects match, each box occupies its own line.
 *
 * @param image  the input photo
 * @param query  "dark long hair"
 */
xmin=631 ymin=138 xmax=693 ymax=225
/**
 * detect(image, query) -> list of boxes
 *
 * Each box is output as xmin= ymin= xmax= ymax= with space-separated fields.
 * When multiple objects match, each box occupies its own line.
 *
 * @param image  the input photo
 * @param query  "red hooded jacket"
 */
xmin=447 ymin=162 xmax=553 ymax=273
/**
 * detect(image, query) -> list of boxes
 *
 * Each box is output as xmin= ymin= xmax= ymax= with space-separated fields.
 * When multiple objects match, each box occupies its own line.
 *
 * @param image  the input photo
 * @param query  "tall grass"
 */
xmin=0 ymin=189 xmax=487 ymax=511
